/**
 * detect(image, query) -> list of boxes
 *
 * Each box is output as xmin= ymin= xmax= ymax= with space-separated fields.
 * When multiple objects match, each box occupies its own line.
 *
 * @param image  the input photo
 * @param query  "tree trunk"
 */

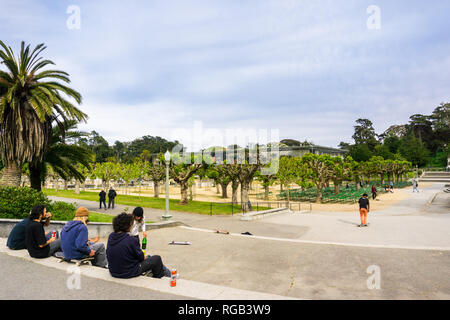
xmin=180 ymin=181 xmax=189 ymax=205
xmin=154 ymin=180 xmax=160 ymax=198
xmin=316 ymin=184 xmax=323 ymax=203
xmin=64 ymin=180 xmax=68 ymax=190
xmin=264 ymin=185 xmax=269 ymax=200
xmin=220 ymin=182 xmax=229 ymax=198
xmin=240 ymin=181 xmax=250 ymax=212
xmin=380 ymin=173 xmax=384 ymax=185
xmin=0 ymin=163 xmax=22 ymax=187
xmin=231 ymin=180 xmax=239 ymax=204
xmin=216 ymin=183 xmax=220 ymax=194
xmin=334 ymin=182 xmax=340 ymax=195
xmin=29 ymin=164 xmax=42 ymax=191
xmin=75 ymin=180 xmax=80 ymax=194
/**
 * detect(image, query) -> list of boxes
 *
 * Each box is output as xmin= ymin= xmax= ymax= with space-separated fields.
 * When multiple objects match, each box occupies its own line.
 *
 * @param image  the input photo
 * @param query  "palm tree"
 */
xmin=0 ymin=40 xmax=86 ymax=186
xmin=28 ymin=120 xmax=94 ymax=191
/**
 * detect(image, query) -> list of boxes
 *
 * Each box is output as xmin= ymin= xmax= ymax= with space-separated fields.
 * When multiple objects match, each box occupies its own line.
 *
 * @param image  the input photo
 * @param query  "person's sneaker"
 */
xmin=363 ymin=224 xmax=368 ymax=227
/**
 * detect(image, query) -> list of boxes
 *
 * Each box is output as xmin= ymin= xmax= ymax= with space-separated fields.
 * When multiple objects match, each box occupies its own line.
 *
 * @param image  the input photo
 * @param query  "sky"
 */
xmin=1 ymin=0 xmax=449 ymax=151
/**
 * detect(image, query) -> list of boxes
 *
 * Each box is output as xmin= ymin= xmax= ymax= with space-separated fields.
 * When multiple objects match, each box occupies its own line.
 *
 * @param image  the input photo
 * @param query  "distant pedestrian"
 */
xmin=358 ymin=193 xmax=370 ymax=227
xmin=99 ymin=189 xmax=107 ymax=210
xmin=389 ymin=180 xmax=394 ymax=192
xmin=371 ymin=185 xmax=377 ymax=200
xmin=413 ymin=180 xmax=419 ymax=193
xmin=108 ymin=187 xmax=117 ymax=209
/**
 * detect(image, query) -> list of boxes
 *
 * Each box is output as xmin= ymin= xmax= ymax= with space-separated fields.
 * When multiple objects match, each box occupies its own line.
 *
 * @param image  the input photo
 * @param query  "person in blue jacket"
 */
xmin=106 ymin=212 xmax=170 ymax=279
xmin=60 ymin=207 xmax=107 ymax=268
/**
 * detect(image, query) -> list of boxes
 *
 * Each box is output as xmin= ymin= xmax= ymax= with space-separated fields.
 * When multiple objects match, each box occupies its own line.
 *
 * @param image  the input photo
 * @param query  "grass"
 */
xmin=87 ymin=211 xmax=155 ymax=224
xmin=43 ymin=189 xmax=247 ymax=215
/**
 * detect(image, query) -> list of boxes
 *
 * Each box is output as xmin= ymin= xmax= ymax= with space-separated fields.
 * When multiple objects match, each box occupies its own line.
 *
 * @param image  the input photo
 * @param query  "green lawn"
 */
xmin=43 ymin=189 xmax=246 ymax=215
xmin=87 ymin=211 xmax=155 ymax=223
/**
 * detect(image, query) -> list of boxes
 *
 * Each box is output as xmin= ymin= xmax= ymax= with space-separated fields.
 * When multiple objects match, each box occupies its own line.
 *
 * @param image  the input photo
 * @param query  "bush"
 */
xmin=0 ymin=186 xmax=51 ymax=219
xmin=0 ymin=186 xmax=76 ymax=221
xmin=47 ymin=201 xmax=77 ymax=221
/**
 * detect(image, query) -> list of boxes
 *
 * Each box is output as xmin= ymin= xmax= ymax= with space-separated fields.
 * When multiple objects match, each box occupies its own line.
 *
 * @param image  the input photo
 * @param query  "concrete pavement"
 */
xmin=2 ymin=183 xmax=448 ymax=299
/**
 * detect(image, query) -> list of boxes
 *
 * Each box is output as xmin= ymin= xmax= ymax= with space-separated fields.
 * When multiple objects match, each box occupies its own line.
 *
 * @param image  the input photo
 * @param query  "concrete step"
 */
xmin=418 ymin=178 xmax=450 ymax=183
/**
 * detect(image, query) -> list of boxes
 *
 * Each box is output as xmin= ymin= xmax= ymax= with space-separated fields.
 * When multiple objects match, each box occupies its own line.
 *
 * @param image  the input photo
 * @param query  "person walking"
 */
xmin=60 ymin=207 xmax=108 ymax=268
xmin=99 ymin=189 xmax=107 ymax=210
xmin=358 ymin=193 xmax=370 ymax=227
xmin=108 ymin=187 xmax=117 ymax=209
xmin=413 ymin=180 xmax=419 ymax=193
xmin=371 ymin=185 xmax=377 ymax=200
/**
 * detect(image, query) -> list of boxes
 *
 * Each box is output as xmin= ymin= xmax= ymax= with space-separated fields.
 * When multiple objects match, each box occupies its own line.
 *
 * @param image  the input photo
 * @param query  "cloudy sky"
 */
xmin=1 ymin=0 xmax=449 ymax=150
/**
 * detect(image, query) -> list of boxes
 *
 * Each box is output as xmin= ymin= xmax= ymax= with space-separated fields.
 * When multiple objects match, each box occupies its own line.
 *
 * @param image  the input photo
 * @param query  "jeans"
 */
xmin=100 ymin=200 xmax=107 ymax=209
xmin=48 ymin=239 xmax=61 ymax=257
xmin=138 ymin=255 xmax=171 ymax=278
xmin=108 ymin=198 xmax=115 ymax=209
xmin=88 ymin=241 xmax=108 ymax=268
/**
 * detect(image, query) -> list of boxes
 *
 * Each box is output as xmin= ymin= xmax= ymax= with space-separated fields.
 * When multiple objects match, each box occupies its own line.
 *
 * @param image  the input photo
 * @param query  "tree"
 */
xmin=329 ymin=156 xmax=353 ymax=195
xmin=93 ymin=161 xmax=119 ymax=190
xmin=28 ymin=120 xmax=94 ymax=191
xmin=145 ymin=158 xmax=165 ymax=198
xmin=168 ymin=153 xmax=203 ymax=205
xmin=276 ymin=157 xmax=298 ymax=208
xmin=255 ymin=160 xmax=278 ymax=201
xmin=301 ymin=153 xmax=335 ymax=203
xmin=206 ymin=165 xmax=232 ymax=199
xmin=352 ymin=118 xmax=378 ymax=150
xmin=0 ymin=40 xmax=85 ymax=186
xmin=350 ymin=144 xmax=373 ymax=162
xmin=399 ymin=134 xmax=430 ymax=167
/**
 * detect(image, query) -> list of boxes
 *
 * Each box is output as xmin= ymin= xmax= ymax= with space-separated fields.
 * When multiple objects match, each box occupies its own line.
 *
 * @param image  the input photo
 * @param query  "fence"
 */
xmin=209 ymin=200 xmax=311 ymax=216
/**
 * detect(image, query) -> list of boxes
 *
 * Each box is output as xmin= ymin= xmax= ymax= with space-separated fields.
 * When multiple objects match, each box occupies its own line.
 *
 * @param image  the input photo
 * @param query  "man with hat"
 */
xmin=60 ymin=207 xmax=108 ymax=267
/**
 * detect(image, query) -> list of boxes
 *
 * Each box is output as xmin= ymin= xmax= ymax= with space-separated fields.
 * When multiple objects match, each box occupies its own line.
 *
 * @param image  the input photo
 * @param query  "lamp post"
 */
xmin=162 ymin=150 xmax=172 ymax=220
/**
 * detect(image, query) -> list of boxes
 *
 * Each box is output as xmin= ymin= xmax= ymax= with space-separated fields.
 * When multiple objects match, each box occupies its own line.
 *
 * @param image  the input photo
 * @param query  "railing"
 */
xmin=210 ymin=201 xmax=311 ymax=216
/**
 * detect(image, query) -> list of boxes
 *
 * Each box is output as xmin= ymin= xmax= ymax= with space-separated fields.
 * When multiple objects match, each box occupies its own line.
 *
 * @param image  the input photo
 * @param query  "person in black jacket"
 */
xmin=106 ymin=213 xmax=170 ymax=279
xmin=99 ymin=190 xmax=107 ymax=210
xmin=108 ymin=187 xmax=117 ymax=209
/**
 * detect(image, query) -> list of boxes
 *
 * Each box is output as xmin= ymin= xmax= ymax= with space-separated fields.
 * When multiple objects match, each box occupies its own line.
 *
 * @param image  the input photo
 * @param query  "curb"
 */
xmin=0 ymin=238 xmax=298 ymax=300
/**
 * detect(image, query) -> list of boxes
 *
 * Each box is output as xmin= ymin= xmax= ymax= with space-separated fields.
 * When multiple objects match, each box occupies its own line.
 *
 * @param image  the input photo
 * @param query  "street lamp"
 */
xmin=162 ymin=150 xmax=172 ymax=220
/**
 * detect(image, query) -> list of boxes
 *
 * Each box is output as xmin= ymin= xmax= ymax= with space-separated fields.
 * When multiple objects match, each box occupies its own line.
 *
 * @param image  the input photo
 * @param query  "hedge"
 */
xmin=0 ymin=186 xmax=76 ymax=220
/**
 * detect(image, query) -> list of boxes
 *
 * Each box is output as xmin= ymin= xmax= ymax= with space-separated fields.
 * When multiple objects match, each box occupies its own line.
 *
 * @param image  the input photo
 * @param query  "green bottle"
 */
xmin=142 ymin=236 xmax=147 ymax=251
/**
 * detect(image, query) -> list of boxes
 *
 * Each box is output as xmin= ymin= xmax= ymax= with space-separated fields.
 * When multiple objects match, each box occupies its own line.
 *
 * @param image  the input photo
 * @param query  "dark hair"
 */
xmin=132 ymin=207 xmax=144 ymax=217
xmin=362 ymin=193 xmax=368 ymax=197
xmin=112 ymin=213 xmax=133 ymax=233
xmin=29 ymin=205 xmax=46 ymax=220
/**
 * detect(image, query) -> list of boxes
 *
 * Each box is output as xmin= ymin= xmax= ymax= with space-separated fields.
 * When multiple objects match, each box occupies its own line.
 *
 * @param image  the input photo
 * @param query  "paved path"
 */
xmin=4 ymin=183 xmax=448 ymax=299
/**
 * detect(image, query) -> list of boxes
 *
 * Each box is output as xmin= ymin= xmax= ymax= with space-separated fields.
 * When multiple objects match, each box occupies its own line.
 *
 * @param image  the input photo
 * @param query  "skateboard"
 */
xmin=357 ymin=223 xmax=370 ymax=227
xmin=169 ymin=241 xmax=191 ymax=245
xmin=213 ymin=229 xmax=230 ymax=234
xmin=55 ymin=252 xmax=94 ymax=266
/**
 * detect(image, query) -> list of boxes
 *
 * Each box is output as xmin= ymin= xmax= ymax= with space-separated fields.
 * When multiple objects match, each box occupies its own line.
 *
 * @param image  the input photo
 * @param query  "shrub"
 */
xmin=0 ymin=186 xmax=76 ymax=221
xmin=0 ymin=186 xmax=51 ymax=219
xmin=47 ymin=201 xmax=77 ymax=221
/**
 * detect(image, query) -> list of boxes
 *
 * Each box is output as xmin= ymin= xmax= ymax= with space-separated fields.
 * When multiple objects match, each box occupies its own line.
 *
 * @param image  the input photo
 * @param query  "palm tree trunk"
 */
xmin=0 ymin=163 xmax=21 ymax=187
xmin=29 ymin=164 xmax=42 ymax=191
